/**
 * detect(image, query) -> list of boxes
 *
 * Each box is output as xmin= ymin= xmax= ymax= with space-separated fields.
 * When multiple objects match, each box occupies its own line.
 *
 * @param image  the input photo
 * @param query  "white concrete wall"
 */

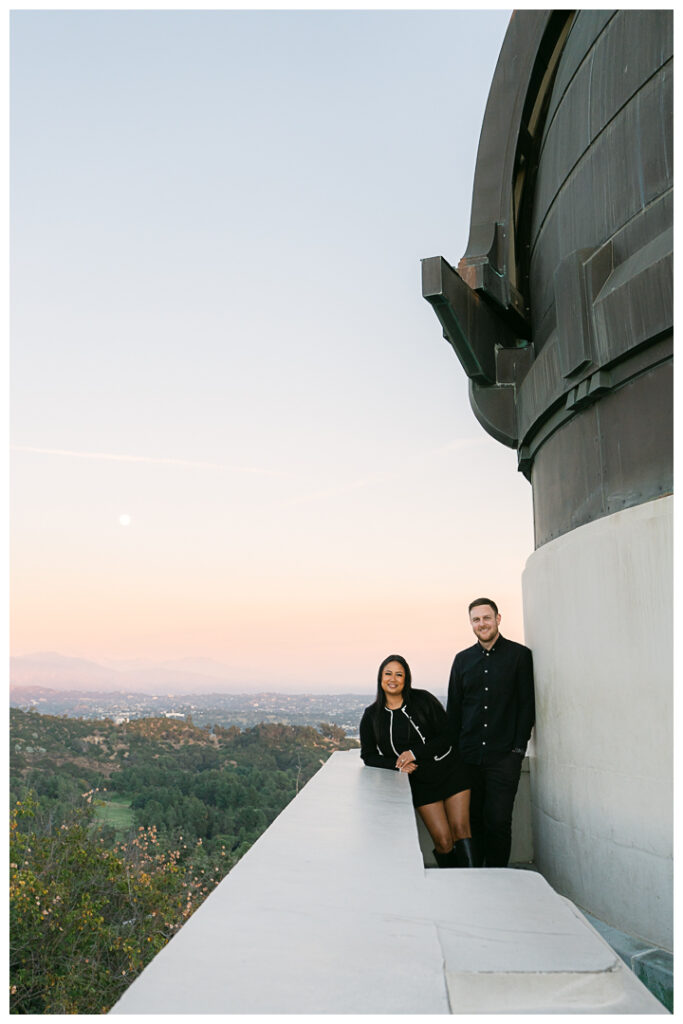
xmin=110 ymin=751 xmax=665 ymax=1014
xmin=522 ymin=496 xmax=672 ymax=949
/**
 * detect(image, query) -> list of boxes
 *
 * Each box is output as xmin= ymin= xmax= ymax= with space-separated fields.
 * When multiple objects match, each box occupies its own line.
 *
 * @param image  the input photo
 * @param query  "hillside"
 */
xmin=11 ymin=706 xmax=354 ymax=775
xmin=10 ymin=708 xmax=358 ymax=848
xmin=10 ymin=708 xmax=359 ymax=1014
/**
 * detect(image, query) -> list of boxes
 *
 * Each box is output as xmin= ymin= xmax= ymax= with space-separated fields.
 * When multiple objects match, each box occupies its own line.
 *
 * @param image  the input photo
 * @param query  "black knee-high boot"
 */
xmin=469 ymin=834 xmax=485 ymax=866
xmin=454 ymin=837 xmax=476 ymax=867
xmin=433 ymin=847 xmax=458 ymax=868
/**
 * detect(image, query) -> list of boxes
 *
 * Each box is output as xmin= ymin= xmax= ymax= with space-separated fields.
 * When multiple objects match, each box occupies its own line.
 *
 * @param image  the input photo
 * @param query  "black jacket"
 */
xmin=359 ymin=688 xmax=453 ymax=775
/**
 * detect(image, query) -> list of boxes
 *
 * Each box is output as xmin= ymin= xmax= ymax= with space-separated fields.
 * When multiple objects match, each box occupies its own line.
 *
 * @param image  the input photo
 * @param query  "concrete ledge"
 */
xmin=436 ymin=883 xmax=666 ymax=1013
xmin=112 ymin=751 xmax=449 ymax=1014
xmin=580 ymin=910 xmax=673 ymax=1012
xmin=110 ymin=751 xmax=667 ymax=1014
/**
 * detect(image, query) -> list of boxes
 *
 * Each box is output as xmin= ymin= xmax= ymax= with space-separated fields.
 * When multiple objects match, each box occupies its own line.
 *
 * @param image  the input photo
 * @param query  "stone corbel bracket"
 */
xmin=421 ymin=255 xmax=534 ymax=448
xmin=421 ymin=11 xmax=564 ymax=453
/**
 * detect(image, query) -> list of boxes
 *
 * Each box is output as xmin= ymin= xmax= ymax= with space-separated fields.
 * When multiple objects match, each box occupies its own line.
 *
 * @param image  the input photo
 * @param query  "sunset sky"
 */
xmin=10 ymin=7 xmax=533 ymax=693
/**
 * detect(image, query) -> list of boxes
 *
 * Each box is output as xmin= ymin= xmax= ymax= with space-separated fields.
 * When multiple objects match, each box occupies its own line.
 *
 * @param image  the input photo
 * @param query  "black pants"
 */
xmin=467 ymin=752 xmax=523 ymax=867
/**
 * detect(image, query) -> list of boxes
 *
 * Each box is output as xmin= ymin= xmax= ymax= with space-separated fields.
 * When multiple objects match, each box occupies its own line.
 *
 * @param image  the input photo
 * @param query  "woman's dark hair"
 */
xmin=372 ymin=655 xmax=412 ymax=744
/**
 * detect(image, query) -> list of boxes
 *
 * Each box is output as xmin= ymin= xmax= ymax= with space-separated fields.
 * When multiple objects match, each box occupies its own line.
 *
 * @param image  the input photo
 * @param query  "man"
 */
xmin=447 ymin=598 xmax=535 ymax=867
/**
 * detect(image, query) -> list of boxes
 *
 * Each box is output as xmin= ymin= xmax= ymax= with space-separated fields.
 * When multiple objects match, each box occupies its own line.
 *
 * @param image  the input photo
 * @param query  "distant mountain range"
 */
xmin=10 ymin=651 xmax=250 ymax=696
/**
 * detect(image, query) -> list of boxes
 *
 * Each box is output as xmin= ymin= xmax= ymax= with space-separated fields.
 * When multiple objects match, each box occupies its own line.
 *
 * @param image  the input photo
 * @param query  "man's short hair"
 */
xmin=468 ymin=597 xmax=499 ymax=616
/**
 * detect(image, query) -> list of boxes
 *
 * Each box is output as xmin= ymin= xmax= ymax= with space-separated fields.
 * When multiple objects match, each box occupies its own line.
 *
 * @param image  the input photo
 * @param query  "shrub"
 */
xmin=10 ymin=794 xmax=225 ymax=1014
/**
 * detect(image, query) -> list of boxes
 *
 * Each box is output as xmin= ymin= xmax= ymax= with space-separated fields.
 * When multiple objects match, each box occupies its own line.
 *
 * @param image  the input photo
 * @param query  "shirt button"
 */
xmin=482 ymin=741 xmax=486 ymax=745
xmin=484 ymin=706 xmax=488 ymax=710
xmin=485 ymin=687 xmax=489 ymax=692
xmin=484 ymin=723 xmax=488 ymax=727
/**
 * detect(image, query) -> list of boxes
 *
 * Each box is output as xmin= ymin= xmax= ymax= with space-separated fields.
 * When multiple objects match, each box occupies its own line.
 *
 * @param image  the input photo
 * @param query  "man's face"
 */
xmin=469 ymin=604 xmax=501 ymax=645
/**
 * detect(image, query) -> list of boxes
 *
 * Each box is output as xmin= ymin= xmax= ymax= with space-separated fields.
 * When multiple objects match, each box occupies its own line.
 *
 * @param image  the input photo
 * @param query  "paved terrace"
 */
xmin=111 ymin=750 xmax=665 ymax=1014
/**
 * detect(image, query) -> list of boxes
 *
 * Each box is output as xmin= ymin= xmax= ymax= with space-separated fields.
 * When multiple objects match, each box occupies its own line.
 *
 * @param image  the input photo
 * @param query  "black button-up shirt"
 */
xmin=447 ymin=634 xmax=535 ymax=766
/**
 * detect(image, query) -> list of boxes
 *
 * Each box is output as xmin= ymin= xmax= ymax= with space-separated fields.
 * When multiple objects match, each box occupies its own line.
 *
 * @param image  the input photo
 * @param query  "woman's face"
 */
xmin=381 ymin=660 xmax=406 ymax=700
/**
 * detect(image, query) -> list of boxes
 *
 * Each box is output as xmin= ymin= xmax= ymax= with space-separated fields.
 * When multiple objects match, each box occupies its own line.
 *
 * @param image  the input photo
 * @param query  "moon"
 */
xmin=119 ymin=514 xmax=132 ymax=527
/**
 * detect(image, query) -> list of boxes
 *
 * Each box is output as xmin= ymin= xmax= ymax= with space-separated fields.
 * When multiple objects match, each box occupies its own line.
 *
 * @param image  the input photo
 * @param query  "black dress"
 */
xmin=359 ymin=689 xmax=470 ymax=808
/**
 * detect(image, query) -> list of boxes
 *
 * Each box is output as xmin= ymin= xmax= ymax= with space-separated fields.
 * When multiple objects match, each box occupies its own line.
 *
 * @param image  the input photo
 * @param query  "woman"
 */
xmin=360 ymin=654 xmax=475 ymax=868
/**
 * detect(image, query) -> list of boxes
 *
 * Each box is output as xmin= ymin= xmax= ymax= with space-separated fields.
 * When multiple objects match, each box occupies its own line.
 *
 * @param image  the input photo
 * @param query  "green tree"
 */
xmin=10 ymin=795 xmax=225 ymax=1014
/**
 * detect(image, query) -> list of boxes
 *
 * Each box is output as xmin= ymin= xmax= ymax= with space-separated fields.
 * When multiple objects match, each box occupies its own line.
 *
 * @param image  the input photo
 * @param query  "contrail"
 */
xmin=279 ymin=437 xmax=489 ymax=507
xmin=11 ymin=445 xmax=291 ymax=477
xmin=12 ymin=436 xmax=487 ymax=502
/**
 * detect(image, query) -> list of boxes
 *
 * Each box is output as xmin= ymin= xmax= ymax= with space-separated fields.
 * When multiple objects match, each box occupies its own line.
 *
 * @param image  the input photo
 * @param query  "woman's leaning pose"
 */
xmin=359 ymin=654 xmax=475 ymax=868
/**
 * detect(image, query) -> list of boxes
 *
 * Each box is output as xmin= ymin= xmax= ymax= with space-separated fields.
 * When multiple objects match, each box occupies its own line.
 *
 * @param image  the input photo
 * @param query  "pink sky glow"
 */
xmin=10 ymin=10 xmax=531 ymax=693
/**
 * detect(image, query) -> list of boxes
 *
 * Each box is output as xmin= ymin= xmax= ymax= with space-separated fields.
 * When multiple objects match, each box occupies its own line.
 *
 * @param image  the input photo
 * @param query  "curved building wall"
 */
xmin=422 ymin=9 xmax=672 ymax=953
xmin=521 ymin=8 xmax=673 ymax=545
xmin=528 ymin=10 xmax=673 ymax=354
xmin=522 ymin=496 xmax=672 ymax=949
xmin=520 ymin=10 xmax=673 ymax=950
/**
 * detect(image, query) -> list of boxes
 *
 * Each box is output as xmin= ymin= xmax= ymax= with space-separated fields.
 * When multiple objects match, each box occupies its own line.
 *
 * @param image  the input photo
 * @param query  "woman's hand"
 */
xmin=396 ymin=750 xmax=416 ymax=771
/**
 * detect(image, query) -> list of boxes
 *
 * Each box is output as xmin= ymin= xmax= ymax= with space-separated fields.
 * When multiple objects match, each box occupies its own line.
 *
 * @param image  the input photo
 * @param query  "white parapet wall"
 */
xmin=110 ymin=750 xmax=665 ymax=1014
xmin=522 ymin=495 xmax=673 ymax=950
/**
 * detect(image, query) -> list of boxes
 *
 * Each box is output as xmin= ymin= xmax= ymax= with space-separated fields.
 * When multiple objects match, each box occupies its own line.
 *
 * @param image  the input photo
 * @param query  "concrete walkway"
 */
xmin=110 ymin=750 xmax=666 ymax=1014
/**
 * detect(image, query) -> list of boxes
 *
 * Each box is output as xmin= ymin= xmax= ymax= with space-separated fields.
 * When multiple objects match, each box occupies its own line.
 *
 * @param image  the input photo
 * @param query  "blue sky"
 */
xmin=10 ymin=9 xmax=533 ymax=691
